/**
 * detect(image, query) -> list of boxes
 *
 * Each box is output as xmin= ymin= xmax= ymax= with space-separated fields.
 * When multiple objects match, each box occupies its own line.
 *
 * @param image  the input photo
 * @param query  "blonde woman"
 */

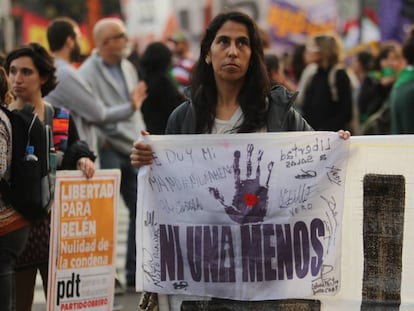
xmin=300 ymin=33 xmax=354 ymax=131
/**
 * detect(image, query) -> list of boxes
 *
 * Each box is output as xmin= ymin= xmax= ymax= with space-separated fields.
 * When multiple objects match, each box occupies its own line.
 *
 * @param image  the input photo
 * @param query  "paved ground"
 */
xmin=32 ymin=200 xmax=142 ymax=310
xmin=32 ymin=291 xmax=142 ymax=311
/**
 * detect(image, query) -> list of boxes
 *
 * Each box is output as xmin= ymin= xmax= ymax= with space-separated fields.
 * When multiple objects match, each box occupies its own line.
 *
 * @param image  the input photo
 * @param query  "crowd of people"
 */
xmin=0 ymin=7 xmax=412 ymax=311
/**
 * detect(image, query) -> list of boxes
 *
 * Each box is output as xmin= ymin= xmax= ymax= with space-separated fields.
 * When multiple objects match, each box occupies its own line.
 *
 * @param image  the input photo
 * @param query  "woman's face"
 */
xmin=380 ymin=50 xmax=403 ymax=72
xmin=304 ymin=38 xmax=320 ymax=64
xmin=350 ymin=56 xmax=362 ymax=75
xmin=8 ymin=56 xmax=44 ymax=102
xmin=206 ymin=20 xmax=252 ymax=86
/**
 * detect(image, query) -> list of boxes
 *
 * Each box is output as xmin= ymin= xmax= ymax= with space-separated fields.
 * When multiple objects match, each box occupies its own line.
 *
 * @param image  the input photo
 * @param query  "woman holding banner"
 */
xmin=131 ymin=10 xmax=349 ymax=311
xmin=131 ymin=10 xmax=349 ymax=164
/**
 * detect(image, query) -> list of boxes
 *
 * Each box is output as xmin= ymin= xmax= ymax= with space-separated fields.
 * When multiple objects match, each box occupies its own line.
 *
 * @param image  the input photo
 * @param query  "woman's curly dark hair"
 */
xmin=191 ymin=11 xmax=271 ymax=133
xmin=5 ymin=42 xmax=57 ymax=96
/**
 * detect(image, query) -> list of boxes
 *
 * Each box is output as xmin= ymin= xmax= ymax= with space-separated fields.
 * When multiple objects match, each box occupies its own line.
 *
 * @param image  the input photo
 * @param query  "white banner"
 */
xmin=136 ymin=132 xmax=350 ymax=300
xmin=123 ymin=0 xmax=174 ymax=37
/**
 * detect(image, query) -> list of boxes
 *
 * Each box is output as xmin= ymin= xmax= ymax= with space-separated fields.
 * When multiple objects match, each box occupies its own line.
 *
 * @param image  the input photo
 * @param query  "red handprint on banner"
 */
xmin=209 ymin=144 xmax=274 ymax=224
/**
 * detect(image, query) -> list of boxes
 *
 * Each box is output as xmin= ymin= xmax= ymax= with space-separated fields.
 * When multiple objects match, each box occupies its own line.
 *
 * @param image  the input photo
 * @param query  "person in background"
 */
xmin=168 ymin=32 xmax=195 ymax=94
xmin=361 ymin=41 xmax=405 ymax=135
xmin=294 ymin=42 xmax=319 ymax=110
xmin=289 ymin=43 xmax=307 ymax=84
xmin=139 ymin=42 xmax=184 ymax=134
xmin=390 ymin=27 xmax=414 ymax=134
xmin=350 ymin=50 xmax=377 ymax=125
xmin=300 ymin=33 xmax=354 ymax=131
xmin=5 ymin=42 xmax=96 ymax=310
xmin=367 ymin=42 xmax=403 ymax=118
xmin=131 ymin=11 xmax=350 ymax=311
xmin=264 ymin=53 xmax=296 ymax=91
xmin=0 ymin=50 xmax=6 ymax=67
xmin=44 ymin=17 xmax=146 ymax=158
xmin=0 ymin=67 xmax=30 ymax=311
xmin=127 ymin=41 xmax=141 ymax=78
xmin=258 ymin=27 xmax=271 ymax=52
xmin=78 ymin=17 xmax=146 ymax=290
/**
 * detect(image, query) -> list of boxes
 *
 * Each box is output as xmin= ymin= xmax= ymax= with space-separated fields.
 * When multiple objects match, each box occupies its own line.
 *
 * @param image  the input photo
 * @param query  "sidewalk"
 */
xmin=32 ymin=200 xmax=142 ymax=310
xmin=32 ymin=291 xmax=142 ymax=311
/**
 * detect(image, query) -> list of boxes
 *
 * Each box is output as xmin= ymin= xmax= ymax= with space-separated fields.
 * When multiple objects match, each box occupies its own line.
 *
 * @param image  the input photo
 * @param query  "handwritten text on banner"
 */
xmin=136 ymin=132 xmax=350 ymax=300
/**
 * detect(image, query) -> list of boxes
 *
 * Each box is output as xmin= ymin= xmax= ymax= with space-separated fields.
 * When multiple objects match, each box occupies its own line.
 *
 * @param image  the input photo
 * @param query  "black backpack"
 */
xmin=0 ymin=104 xmax=54 ymax=220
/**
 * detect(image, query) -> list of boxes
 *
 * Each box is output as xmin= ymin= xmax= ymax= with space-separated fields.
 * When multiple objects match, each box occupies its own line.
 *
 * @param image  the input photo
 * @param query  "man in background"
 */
xmin=168 ymin=32 xmax=195 ymax=93
xmin=45 ymin=17 xmax=146 ymax=157
xmin=79 ymin=17 xmax=146 ymax=290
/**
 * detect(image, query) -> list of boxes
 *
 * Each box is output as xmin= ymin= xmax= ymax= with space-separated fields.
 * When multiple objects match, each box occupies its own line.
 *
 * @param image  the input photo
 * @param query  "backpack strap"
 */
xmin=44 ymin=102 xmax=54 ymax=127
xmin=296 ymin=63 xmax=317 ymax=108
xmin=43 ymin=101 xmax=70 ymax=152
xmin=52 ymin=108 xmax=70 ymax=152
xmin=328 ymin=64 xmax=360 ymax=102
xmin=328 ymin=64 xmax=344 ymax=102
xmin=327 ymin=64 xmax=361 ymax=134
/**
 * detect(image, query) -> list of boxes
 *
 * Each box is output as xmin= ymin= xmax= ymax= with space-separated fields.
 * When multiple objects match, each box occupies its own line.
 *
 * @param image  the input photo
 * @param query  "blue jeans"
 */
xmin=100 ymin=146 xmax=137 ymax=286
xmin=0 ymin=226 xmax=29 ymax=311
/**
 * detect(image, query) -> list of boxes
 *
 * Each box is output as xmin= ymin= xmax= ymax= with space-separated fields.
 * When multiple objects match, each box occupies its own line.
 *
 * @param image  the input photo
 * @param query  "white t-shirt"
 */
xmin=212 ymin=106 xmax=244 ymax=134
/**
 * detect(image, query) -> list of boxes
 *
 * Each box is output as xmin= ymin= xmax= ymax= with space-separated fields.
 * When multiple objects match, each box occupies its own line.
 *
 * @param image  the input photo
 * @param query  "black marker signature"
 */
xmin=326 ymin=165 xmax=342 ymax=186
xmin=295 ymin=169 xmax=317 ymax=179
xmin=142 ymin=248 xmax=163 ymax=288
xmin=311 ymin=265 xmax=339 ymax=294
xmin=144 ymin=211 xmax=157 ymax=226
xmin=173 ymin=280 xmax=189 ymax=290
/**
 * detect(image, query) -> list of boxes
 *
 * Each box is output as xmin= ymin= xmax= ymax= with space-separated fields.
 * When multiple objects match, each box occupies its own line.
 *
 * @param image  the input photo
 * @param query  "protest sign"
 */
xmin=136 ymin=132 xmax=350 ymax=300
xmin=47 ymin=169 xmax=121 ymax=311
